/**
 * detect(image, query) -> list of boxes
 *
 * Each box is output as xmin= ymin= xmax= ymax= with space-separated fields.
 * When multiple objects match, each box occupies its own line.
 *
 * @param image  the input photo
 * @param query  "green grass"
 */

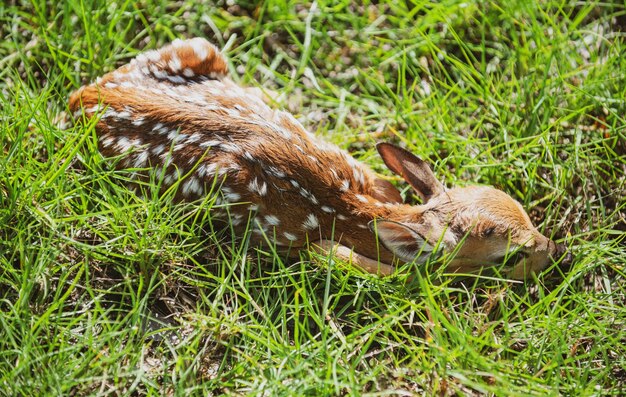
xmin=1 ymin=0 xmax=625 ymax=395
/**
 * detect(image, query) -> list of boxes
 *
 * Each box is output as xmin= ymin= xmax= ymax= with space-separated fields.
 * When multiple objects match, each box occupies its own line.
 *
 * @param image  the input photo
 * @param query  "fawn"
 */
xmin=69 ymin=38 xmax=568 ymax=279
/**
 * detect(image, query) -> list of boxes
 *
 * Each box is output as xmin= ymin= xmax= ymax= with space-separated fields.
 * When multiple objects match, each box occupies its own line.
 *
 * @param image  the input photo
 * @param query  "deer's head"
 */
xmin=371 ymin=143 xmax=570 ymax=279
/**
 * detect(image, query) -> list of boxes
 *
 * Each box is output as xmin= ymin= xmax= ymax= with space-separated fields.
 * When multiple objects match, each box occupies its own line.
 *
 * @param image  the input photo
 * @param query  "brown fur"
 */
xmin=69 ymin=38 xmax=566 ymax=279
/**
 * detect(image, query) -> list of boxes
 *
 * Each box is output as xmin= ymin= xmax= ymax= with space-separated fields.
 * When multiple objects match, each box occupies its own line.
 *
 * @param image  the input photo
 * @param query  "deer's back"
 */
xmin=69 ymin=38 xmax=402 ymax=248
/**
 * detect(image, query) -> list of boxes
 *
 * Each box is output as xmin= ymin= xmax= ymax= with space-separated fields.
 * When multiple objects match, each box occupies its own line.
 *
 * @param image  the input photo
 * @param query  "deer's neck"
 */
xmin=331 ymin=195 xmax=424 ymax=263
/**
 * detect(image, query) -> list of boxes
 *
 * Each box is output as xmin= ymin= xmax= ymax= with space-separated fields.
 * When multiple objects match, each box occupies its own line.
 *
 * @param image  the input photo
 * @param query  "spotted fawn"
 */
xmin=69 ymin=38 xmax=568 ymax=279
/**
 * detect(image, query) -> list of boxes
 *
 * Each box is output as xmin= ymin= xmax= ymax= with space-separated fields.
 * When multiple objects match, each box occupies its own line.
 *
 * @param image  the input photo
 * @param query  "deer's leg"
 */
xmin=311 ymin=240 xmax=395 ymax=276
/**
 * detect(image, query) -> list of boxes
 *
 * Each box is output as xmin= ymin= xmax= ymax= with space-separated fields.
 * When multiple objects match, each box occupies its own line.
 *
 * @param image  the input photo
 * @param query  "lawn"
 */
xmin=1 ymin=0 xmax=625 ymax=395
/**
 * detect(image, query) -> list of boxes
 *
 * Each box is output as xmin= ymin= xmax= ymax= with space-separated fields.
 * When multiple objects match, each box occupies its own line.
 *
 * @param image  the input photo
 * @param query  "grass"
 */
xmin=1 ymin=0 xmax=625 ymax=395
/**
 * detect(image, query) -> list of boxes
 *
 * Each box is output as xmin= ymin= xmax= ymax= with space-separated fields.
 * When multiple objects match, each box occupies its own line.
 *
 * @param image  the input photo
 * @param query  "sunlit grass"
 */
xmin=1 ymin=1 xmax=625 ymax=395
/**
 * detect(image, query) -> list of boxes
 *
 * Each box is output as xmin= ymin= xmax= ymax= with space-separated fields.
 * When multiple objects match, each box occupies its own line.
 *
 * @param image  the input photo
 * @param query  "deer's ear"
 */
xmin=369 ymin=220 xmax=434 ymax=263
xmin=376 ymin=143 xmax=445 ymax=203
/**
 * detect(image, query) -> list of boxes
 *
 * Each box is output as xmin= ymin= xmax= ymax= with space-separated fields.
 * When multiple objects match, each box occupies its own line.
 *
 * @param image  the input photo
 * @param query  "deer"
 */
xmin=68 ymin=38 xmax=570 ymax=279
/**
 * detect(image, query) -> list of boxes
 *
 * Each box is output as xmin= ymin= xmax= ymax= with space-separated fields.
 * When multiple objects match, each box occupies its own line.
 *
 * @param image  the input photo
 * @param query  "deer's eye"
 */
xmin=483 ymin=227 xmax=495 ymax=237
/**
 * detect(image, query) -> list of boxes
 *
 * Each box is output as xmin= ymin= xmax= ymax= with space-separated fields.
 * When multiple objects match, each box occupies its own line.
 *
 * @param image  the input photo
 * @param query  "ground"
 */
xmin=0 ymin=1 xmax=625 ymax=396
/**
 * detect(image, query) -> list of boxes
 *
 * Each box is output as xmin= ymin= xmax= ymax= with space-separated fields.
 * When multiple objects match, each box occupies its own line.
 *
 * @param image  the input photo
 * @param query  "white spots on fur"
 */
xmin=230 ymin=215 xmax=244 ymax=226
xmin=168 ymin=55 xmax=182 ymax=72
xmin=86 ymin=104 xmax=104 ymax=115
xmin=101 ymin=108 xmax=129 ymax=121
xmin=146 ymin=50 xmax=162 ymax=63
xmin=308 ymin=194 xmax=319 ymax=205
xmin=321 ymin=206 xmax=335 ymax=214
xmin=175 ymin=166 xmax=186 ymax=178
xmin=216 ymin=166 xmax=229 ymax=178
xmin=100 ymin=134 xmax=115 ymax=148
xmin=248 ymin=204 xmax=260 ymax=212
xmin=189 ymin=38 xmax=209 ymax=60
xmin=264 ymin=215 xmax=280 ymax=226
xmin=167 ymin=130 xmax=187 ymax=143
xmin=243 ymin=152 xmax=256 ymax=162
xmin=118 ymin=110 xmax=132 ymax=120
xmin=355 ymin=194 xmax=368 ymax=203
xmin=150 ymin=65 xmax=168 ymax=80
xmin=212 ymin=194 xmax=227 ymax=208
xmin=154 ymin=167 xmax=164 ymax=181
xmin=187 ymin=133 xmax=203 ymax=144
xmin=183 ymin=68 xmax=195 ymax=77
xmin=248 ymin=178 xmax=267 ymax=196
xmin=182 ymin=177 xmax=202 ymax=197
xmin=252 ymin=228 xmax=265 ymax=237
xmin=357 ymin=224 xmax=368 ymax=229
xmin=283 ymin=232 xmax=298 ymax=242
xmin=337 ymin=214 xmax=348 ymax=221
xmin=340 ymin=180 xmax=350 ymax=192
xmin=253 ymin=217 xmax=269 ymax=232
xmin=302 ymin=214 xmax=319 ymax=230
xmin=221 ymin=187 xmax=241 ymax=202
xmin=197 ymin=163 xmax=218 ymax=178
xmin=133 ymin=151 xmax=149 ymax=168
xmin=132 ymin=117 xmax=145 ymax=126
xmin=353 ymin=168 xmax=365 ymax=186
xmin=151 ymin=144 xmax=165 ymax=156
xmin=115 ymin=137 xmax=132 ymax=152
xmin=166 ymin=130 xmax=179 ymax=140
xmin=163 ymin=172 xmax=176 ymax=186
xmin=290 ymin=179 xmax=300 ymax=189
xmin=221 ymin=163 xmax=241 ymax=173
xmin=135 ymin=54 xmax=147 ymax=65
xmin=199 ymin=139 xmax=222 ymax=149
xmin=153 ymin=124 xmax=170 ymax=135
xmin=345 ymin=154 xmax=361 ymax=170
xmin=218 ymin=142 xmax=242 ymax=154
xmin=166 ymin=75 xmax=186 ymax=84
xmin=159 ymin=153 xmax=173 ymax=169
xmin=299 ymin=187 xmax=318 ymax=205
xmin=266 ymin=166 xmax=285 ymax=179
